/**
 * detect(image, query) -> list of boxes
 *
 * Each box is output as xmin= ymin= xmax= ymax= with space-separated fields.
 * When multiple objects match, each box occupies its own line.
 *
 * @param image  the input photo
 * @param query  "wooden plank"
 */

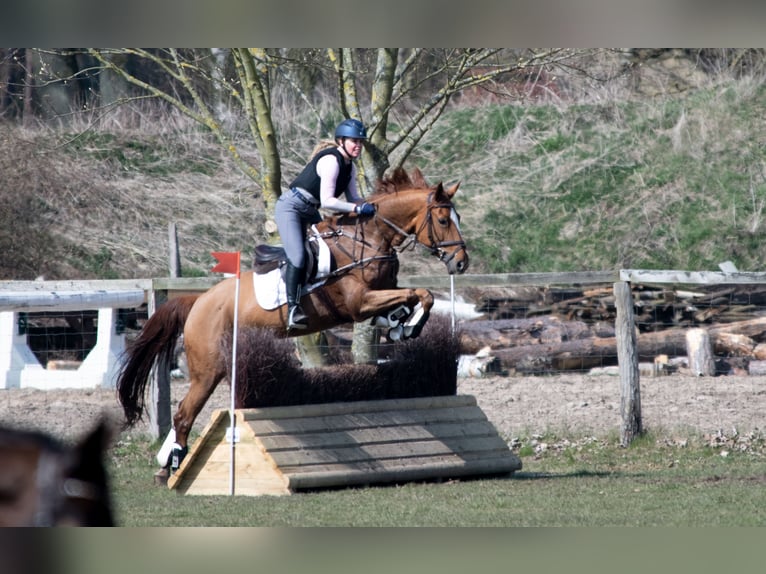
xmin=281 ymin=449 xmax=518 ymax=476
xmin=151 ymin=277 xmax=221 ymax=291
xmin=0 ymin=279 xmax=152 ymax=292
xmin=246 ymin=405 xmax=488 ymax=436
xmin=620 ymin=269 xmax=766 ymax=285
xmin=268 ymin=435 xmax=510 ymax=467
xmin=240 ymin=395 xmax=477 ymax=421
xmin=258 ymin=420 xmax=499 ymax=451
xmin=168 ymin=410 xmax=228 ymax=489
xmin=0 ymin=289 xmax=146 ymax=312
xmin=399 ymin=271 xmax=617 ymax=289
xmin=286 ymin=454 xmax=521 ymax=490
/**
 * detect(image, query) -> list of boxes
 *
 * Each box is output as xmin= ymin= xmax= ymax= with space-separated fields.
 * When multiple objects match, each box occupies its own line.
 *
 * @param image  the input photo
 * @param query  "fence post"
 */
xmin=147 ymin=287 xmax=171 ymax=439
xmin=168 ymin=222 xmax=181 ymax=278
xmin=614 ymin=281 xmax=642 ymax=446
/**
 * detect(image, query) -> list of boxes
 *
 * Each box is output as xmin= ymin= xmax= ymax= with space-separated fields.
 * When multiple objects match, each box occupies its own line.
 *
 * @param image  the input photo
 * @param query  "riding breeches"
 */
xmin=274 ymin=189 xmax=322 ymax=269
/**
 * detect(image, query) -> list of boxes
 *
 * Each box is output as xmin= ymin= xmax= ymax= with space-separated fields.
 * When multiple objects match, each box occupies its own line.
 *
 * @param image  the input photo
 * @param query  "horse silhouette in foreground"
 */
xmin=0 ymin=420 xmax=114 ymax=526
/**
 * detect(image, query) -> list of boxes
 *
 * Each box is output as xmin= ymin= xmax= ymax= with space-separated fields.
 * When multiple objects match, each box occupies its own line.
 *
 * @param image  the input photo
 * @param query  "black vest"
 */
xmin=289 ymin=148 xmax=352 ymax=202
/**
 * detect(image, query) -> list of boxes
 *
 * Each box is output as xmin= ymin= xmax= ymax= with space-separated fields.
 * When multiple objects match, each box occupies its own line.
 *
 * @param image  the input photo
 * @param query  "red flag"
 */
xmin=211 ymin=251 xmax=241 ymax=278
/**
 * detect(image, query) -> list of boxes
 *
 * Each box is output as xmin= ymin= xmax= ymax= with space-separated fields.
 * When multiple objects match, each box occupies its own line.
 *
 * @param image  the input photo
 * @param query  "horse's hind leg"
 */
xmin=158 ymin=334 xmax=227 ymax=472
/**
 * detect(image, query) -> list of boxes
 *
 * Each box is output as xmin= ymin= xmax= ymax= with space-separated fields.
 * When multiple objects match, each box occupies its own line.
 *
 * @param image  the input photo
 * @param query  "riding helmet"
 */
xmin=335 ymin=119 xmax=367 ymax=140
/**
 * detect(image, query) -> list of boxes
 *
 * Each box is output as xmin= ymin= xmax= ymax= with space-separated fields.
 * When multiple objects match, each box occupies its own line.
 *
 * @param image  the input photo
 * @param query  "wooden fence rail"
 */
xmin=3 ymin=268 xmax=765 ymax=444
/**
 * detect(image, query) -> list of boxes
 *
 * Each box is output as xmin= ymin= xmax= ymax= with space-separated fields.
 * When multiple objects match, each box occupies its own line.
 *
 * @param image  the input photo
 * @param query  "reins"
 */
xmin=317 ymin=190 xmax=466 ymax=278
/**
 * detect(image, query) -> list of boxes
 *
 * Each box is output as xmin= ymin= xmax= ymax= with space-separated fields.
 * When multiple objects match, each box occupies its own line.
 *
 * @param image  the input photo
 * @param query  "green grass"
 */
xmin=411 ymin=78 xmax=766 ymax=274
xmin=108 ymin=431 xmax=766 ymax=526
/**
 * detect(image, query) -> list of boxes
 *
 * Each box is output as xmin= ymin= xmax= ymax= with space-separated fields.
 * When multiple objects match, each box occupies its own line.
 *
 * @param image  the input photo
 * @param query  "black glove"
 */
xmin=356 ymin=202 xmax=375 ymax=216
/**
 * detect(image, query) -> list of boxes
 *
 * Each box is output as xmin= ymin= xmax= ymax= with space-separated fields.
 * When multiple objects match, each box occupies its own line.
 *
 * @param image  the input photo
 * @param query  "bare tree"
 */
xmin=82 ymin=48 xmax=592 ymax=363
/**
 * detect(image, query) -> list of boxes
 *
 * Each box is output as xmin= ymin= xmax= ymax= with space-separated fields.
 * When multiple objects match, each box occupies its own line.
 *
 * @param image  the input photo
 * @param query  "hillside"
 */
xmin=2 ymin=74 xmax=765 ymax=281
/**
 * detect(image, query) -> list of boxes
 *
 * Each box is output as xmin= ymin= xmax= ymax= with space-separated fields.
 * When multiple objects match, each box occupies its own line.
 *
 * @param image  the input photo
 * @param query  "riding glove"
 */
xmin=356 ymin=202 xmax=375 ymax=216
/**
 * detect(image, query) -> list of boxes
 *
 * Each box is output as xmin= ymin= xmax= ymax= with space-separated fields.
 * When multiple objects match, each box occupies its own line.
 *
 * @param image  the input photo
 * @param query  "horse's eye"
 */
xmin=438 ymin=216 xmax=449 ymax=226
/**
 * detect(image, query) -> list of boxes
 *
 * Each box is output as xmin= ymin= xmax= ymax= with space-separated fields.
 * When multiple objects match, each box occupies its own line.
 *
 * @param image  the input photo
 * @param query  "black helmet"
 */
xmin=335 ymin=119 xmax=367 ymax=140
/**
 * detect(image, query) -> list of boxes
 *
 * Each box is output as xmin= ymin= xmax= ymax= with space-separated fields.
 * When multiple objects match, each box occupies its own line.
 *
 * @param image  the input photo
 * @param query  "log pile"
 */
xmin=459 ymin=284 xmax=766 ymax=376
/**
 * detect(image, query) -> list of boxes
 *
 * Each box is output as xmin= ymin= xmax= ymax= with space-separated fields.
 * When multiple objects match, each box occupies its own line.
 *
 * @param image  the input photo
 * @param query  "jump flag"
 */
xmin=211 ymin=251 xmax=241 ymax=278
xmin=211 ymin=251 xmax=242 ymax=495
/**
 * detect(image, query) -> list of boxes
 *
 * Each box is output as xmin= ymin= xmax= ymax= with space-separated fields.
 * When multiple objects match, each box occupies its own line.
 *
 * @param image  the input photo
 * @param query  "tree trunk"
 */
xmin=23 ymin=49 xmax=33 ymax=127
xmin=294 ymin=332 xmax=329 ymax=368
xmin=685 ymin=328 xmax=715 ymax=376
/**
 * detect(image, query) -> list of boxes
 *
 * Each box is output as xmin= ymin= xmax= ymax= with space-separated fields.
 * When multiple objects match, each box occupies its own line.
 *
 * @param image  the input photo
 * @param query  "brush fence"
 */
xmin=167 ymin=395 xmax=521 ymax=496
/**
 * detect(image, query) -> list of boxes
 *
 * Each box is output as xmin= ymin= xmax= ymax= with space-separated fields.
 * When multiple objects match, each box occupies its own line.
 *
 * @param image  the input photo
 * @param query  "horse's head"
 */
xmin=0 ymin=420 xmax=114 ymax=526
xmin=411 ymin=181 xmax=469 ymax=275
xmin=368 ymin=168 xmax=469 ymax=275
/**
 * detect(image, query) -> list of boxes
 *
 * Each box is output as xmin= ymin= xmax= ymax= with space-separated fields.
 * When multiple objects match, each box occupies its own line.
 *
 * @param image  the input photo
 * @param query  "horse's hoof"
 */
xmin=154 ymin=468 xmax=169 ymax=486
xmin=388 ymin=325 xmax=403 ymax=341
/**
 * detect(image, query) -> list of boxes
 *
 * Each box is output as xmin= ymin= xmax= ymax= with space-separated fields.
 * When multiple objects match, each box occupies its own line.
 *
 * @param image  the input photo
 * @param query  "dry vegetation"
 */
xmin=0 ymin=115 xmax=266 ymax=280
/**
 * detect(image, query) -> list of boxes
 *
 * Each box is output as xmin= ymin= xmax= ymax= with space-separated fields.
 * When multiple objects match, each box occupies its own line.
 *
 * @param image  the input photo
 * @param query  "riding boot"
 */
xmin=285 ymin=262 xmax=309 ymax=329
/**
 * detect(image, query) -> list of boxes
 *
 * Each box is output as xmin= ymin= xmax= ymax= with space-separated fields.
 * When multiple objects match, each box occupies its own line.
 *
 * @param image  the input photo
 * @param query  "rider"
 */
xmin=275 ymin=118 xmax=376 ymax=330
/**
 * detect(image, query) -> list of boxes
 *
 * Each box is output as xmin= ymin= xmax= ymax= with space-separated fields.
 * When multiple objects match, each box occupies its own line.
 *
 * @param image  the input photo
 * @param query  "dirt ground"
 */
xmin=1 ymin=372 xmax=764 ymax=445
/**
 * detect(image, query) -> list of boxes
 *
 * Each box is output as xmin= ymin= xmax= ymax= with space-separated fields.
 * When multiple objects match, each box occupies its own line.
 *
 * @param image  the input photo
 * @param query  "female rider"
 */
xmin=275 ymin=118 xmax=376 ymax=330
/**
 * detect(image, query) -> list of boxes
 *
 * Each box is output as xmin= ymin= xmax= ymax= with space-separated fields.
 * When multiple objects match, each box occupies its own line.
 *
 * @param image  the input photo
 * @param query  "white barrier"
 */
xmin=0 ymin=289 xmax=145 ymax=390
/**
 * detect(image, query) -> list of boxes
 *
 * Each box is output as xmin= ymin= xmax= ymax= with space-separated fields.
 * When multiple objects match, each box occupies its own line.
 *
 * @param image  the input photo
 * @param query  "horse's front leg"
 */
xmin=354 ymin=287 xmax=434 ymax=340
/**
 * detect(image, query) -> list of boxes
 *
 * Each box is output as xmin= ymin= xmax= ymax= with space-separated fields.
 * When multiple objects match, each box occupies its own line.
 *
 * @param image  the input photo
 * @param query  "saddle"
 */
xmin=252 ymin=234 xmax=327 ymax=284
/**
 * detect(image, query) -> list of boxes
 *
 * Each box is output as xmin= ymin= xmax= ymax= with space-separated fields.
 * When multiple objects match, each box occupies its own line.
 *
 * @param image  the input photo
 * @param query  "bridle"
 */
xmin=314 ymin=191 xmax=466 ymax=277
xmin=377 ymin=192 xmax=467 ymax=265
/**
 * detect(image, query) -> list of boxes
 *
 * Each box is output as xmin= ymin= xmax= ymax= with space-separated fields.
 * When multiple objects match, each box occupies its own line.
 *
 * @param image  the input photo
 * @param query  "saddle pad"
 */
xmin=253 ymin=268 xmax=287 ymax=310
xmin=253 ymin=268 xmax=325 ymax=311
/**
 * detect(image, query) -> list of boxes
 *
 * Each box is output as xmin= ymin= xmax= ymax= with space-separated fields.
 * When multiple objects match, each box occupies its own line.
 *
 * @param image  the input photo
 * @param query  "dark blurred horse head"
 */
xmin=0 ymin=419 xmax=114 ymax=526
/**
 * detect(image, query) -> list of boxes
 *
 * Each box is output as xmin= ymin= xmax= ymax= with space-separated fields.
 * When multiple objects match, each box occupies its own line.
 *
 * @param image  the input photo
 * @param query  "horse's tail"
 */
xmin=116 ymin=295 xmax=199 ymax=427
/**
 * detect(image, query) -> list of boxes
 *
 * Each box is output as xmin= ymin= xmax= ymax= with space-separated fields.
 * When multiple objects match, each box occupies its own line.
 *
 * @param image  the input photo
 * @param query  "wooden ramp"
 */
xmin=167 ymin=395 xmax=521 ymax=496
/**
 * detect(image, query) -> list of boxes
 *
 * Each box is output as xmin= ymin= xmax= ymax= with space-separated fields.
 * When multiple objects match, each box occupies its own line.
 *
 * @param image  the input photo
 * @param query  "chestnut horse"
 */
xmin=116 ymin=167 xmax=469 ymax=469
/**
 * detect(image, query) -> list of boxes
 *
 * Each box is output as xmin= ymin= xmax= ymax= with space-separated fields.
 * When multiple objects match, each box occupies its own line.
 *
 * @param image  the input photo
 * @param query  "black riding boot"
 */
xmin=285 ymin=262 xmax=308 ymax=329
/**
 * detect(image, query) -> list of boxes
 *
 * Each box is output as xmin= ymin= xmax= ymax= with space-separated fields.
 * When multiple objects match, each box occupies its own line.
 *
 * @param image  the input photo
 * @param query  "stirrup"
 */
xmin=288 ymin=305 xmax=309 ymax=329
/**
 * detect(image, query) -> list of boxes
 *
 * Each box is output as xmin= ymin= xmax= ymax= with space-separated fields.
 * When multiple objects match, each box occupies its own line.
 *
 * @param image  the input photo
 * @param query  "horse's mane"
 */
xmin=373 ymin=167 xmax=433 ymax=197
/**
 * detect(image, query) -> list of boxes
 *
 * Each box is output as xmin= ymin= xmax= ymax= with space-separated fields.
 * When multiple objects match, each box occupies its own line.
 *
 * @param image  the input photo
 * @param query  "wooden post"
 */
xmin=686 ymin=328 xmax=715 ymax=376
xmin=351 ymin=321 xmax=380 ymax=365
xmin=168 ymin=222 xmax=181 ymax=278
xmin=614 ymin=281 xmax=642 ymax=446
xmin=147 ymin=287 xmax=171 ymax=439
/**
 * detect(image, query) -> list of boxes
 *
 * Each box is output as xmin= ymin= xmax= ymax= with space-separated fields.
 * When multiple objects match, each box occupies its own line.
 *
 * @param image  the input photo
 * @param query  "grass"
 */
xmin=3 ymin=73 xmax=766 ymax=280
xmin=412 ymin=78 xmax=766 ymax=274
xmin=108 ymin=430 xmax=766 ymax=526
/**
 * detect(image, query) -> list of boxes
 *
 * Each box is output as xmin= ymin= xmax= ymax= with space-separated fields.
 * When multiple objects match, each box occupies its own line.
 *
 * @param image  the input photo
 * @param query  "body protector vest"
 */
xmin=289 ymin=148 xmax=353 ymax=202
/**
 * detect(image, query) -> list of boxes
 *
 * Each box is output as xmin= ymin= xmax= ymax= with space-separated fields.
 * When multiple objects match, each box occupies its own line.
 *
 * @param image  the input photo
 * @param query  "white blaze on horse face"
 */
xmin=450 ymin=209 xmax=461 ymax=231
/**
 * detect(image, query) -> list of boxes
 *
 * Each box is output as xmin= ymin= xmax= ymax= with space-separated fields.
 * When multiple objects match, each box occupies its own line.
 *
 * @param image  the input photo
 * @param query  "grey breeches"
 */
xmin=274 ymin=191 xmax=321 ymax=269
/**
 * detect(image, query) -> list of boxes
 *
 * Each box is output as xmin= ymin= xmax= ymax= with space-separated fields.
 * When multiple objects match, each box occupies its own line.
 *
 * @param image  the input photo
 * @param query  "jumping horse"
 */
xmin=116 ymin=167 xmax=469 ymax=472
xmin=0 ymin=420 xmax=114 ymax=526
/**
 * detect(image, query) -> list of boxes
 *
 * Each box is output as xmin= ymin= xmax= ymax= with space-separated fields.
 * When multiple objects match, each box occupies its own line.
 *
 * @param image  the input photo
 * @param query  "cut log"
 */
xmin=482 ymin=317 xmax=766 ymax=372
xmin=685 ymin=328 xmax=715 ymax=376
xmin=458 ymin=317 xmax=602 ymax=354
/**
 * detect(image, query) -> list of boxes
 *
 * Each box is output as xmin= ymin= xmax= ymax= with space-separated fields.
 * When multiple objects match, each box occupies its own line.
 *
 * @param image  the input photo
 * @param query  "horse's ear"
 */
xmin=435 ymin=181 xmax=460 ymax=200
xmin=445 ymin=181 xmax=460 ymax=198
xmin=73 ymin=418 xmax=113 ymax=470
